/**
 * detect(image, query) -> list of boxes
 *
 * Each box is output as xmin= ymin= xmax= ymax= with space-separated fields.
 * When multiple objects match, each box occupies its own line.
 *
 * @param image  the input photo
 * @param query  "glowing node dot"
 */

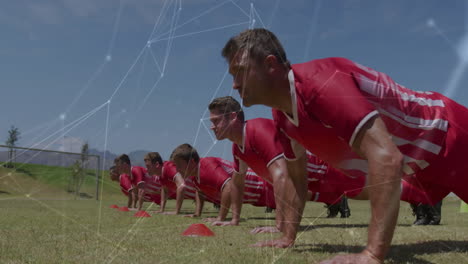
xmin=125 ymin=123 xmax=130 ymax=129
xmin=7 ymin=173 xmax=11 ymax=176
xmin=25 ymin=194 xmax=31 ymax=198
xmin=426 ymin=18 xmax=435 ymax=28
xmin=457 ymin=34 xmax=468 ymax=63
xmin=161 ymin=73 xmax=164 ymax=77
xmin=214 ymin=140 xmax=218 ymax=144
xmin=348 ymin=230 xmax=355 ymax=236
xmin=59 ymin=113 xmax=66 ymax=120
xmin=107 ymin=100 xmax=111 ymax=104
xmin=106 ymin=55 xmax=112 ymax=62
xmin=121 ymin=109 xmax=127 ymax=113
xmin=253 ymin=19 xmax=256 ymax=24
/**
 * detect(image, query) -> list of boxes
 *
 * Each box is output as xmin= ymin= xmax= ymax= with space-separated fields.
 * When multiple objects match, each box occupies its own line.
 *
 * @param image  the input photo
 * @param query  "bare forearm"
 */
xmin=366 ymin=161 xmax=401 ymax=260
xmin=138 ymin=189 xmax=145 ymax=210
xmin=275 ymin=175 xmax=307 ymax=240
xmin=175 ymin=186 xmax=185 ymax=214
xmin=195 ymin=192 xmax=205 ymax=216
xmin=160 ymin=188 xmax=167 ymax=212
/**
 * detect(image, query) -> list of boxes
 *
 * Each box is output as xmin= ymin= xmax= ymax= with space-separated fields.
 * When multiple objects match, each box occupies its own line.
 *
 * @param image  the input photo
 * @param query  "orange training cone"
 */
xmin=134 ymin=211 xmax=151 ymax=217
xmin=118 ymin=206 xmax=130 ymax=212
xmin=110 ymin=204 xmax=119 ymax=209
xmin=182 ymin=223 xmax=215 ymax=237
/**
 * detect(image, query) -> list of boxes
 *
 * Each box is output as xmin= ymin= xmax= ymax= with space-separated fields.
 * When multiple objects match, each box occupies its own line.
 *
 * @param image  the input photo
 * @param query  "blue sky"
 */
xmin=1 ymin=0 xmax=468 ymax=162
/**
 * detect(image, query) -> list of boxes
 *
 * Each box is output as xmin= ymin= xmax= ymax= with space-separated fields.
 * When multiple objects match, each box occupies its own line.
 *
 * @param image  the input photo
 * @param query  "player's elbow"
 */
xmin=371 ymin=147 xmax=403 ymax=180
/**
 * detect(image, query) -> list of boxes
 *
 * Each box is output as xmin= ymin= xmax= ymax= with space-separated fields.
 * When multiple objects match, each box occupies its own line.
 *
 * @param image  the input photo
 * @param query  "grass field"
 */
xmin=1 ymin=165 xmax=467 ymax=263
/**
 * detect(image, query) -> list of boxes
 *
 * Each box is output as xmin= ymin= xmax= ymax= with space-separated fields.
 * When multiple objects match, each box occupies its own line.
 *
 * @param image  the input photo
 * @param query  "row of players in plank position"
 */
xmin=110 ymin=96 xmax=437 ymax=233
xmin=118 ymin=28 xmax=468 ymax=263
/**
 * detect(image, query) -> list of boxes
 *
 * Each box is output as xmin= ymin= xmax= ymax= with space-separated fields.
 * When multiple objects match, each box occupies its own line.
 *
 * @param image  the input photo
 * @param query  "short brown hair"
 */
xmin=222 ymin=28 xmax=290 ymax=68
xmin=115 ymin=154 xmax=131 ymax=165
xmin=171 ymin=143 xmax=200 ymax=163
xmin=145 ymin=152 xmax=163 ymax=165
xmin=208 ymin=96 xmax=244 ymax=122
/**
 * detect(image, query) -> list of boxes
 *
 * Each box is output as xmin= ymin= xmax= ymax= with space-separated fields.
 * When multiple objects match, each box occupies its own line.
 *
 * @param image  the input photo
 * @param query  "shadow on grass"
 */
xmin=293 ymin=240 xmax=468 ymax=264
xmin=0 ymin=190 xmax=10 ymax=194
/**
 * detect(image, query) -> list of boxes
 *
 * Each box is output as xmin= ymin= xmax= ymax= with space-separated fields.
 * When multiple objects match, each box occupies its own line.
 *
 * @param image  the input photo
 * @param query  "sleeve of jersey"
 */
xmin=251 ymin=121 xmax=285 ymax=167
xmin=306 ymin=68 xmax=378 ymax=147
xmin=203 ymin=159 xmax=231 ymax=192
xmin=162 ymin=162 xmax=178 ymax=184
xmin=272 ymin=119 xmax=296 ymax=161
xmin=132 ymin=167 xmax=145 ymax=186
xmin=231 ymin=144 xmax=241 ymax=173
xmin=120 ymin=176 xmax=133 ymax=192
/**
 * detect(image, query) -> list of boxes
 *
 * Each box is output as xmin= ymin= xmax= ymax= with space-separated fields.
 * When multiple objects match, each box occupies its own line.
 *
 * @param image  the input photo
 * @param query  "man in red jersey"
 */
xmin=109 ymin=165 xmax=160 ymax=209
xmin=143 ymin=152 xmax=199 ymax=215
xmin=221 ymin=28 xmax=468 ymax=263
xmin=207 ymin=96 xmax=433 ymax=234
xmin=114 ymin=154 xmax=147 ymax=210
xmin=171 ymin=143 xmax=277 ymax=220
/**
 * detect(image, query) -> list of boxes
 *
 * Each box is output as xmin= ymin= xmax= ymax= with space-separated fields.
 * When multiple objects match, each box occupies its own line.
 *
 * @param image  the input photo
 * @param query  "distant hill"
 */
xmin=0 ymin=148 xmax=151 ymax=170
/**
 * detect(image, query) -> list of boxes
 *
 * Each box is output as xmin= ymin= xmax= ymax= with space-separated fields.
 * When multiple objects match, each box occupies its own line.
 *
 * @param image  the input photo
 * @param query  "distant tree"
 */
xmin=5 ymin=126 xmax=20 ymax=168
xmin=76 ymin=142 xmax=89 ymax=195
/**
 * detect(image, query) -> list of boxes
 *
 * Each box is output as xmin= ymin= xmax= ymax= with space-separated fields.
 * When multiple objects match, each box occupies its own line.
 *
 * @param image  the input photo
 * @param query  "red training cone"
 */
xmin=110 ymin=204 xmax=119 ymax=209
xmin=118 ymin=206 xmax=130 ymax=212
xmin=134 ymin=211 xmax=151 ymax=217
xmin=182 ymin=223 xmax=215 ymax=237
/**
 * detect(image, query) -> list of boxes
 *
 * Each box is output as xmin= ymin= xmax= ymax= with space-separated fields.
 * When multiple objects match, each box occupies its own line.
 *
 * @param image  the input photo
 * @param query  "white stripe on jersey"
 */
xmin=244 ymin=191 xmax=261 ymax=197
xmin=245 ymin=184 xmax=263 ymax=189
xmin=379 ymin=106 xmax=448 ymax=132
xmin=392 ymin=135 xmax=442 ymax=155
xmin=403 ymin=155 xmax=429 ymax=170
xmin=313 ymin=192 xmax=320 ymax=201
xmin=307 ymin=168 xmax=326 ymax=174
xmin=308 ymin=178 xmax=320 ymax=182
xmin=245 ymin=180 xmax=263 ymax=185
xmin=357 ymin=75 xmax=445 ymax=107
xmin=307 ymin=163 xmax=327 ymax=170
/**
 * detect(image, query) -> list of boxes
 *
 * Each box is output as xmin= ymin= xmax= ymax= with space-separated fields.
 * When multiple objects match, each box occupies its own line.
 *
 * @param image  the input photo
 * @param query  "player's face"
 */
xmin=109 ymin=170 xmax=119 ymax=182
xmin=229 ymin=51 xmax=269 ymax=107
xmin=209 ymin=110 xmax=231 ymax=140
xmin=144 ymin=158 xmax=154 ymax=172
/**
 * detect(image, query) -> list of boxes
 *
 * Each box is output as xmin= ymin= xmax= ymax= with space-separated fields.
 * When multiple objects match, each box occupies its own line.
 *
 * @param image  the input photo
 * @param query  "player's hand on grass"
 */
xmin=183 ymin=214 xmax=200 ymax=218
xmin=211 ymin=220 xmax=238 ymax=226
xmin=318 ymin=251 xmax=383 ymax=264
xmin=250 ymin=237 xmax=294 ymax=248
xmin=161 ymin=211 xmax=177 ymax=215
xmin=203 ymin=217 xmax=219 ymax=223
xmin=250 ymin=226 xmax=280 ymax=234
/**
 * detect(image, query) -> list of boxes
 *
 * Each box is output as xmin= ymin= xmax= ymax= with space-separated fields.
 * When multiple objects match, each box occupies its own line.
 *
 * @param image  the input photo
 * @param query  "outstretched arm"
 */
xmin=137 ymin=183 xmax=145 ymax=211
xmin=321 ymin=116 xmax=402 ymax=264
xmin=253 ymin=146 xmax=307 ymax=248
xmin=173 ymin=173 xmax=186 ymax=214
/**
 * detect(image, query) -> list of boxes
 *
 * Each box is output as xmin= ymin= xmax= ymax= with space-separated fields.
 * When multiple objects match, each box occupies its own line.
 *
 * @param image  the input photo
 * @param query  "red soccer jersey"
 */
xmin=232 ymin=118 xmax=285 ymax=183
xmin=142 ymin=172 xmax=162 ymax=204
xmin=119 ymin=173 xmax=133 ymax=197
xmin=161 ymin=161 xmax=196 ymax=200
xmin=232 ymin=118 xmax=366 ymax=200
xmin=121 ymin=166 xmax=146 ymax=187
xmin=191 ymin=157 xmax=234 ymax=204
xmin=273 ymin=57 xmax=449 ymax=178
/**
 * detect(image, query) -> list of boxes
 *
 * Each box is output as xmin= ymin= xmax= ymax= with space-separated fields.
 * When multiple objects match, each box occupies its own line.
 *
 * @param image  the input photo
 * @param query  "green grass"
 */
xmin=0 ymin=163 xmax=121 ymax=200
xmin=0 ymin=165 xmax=467 ymax=263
